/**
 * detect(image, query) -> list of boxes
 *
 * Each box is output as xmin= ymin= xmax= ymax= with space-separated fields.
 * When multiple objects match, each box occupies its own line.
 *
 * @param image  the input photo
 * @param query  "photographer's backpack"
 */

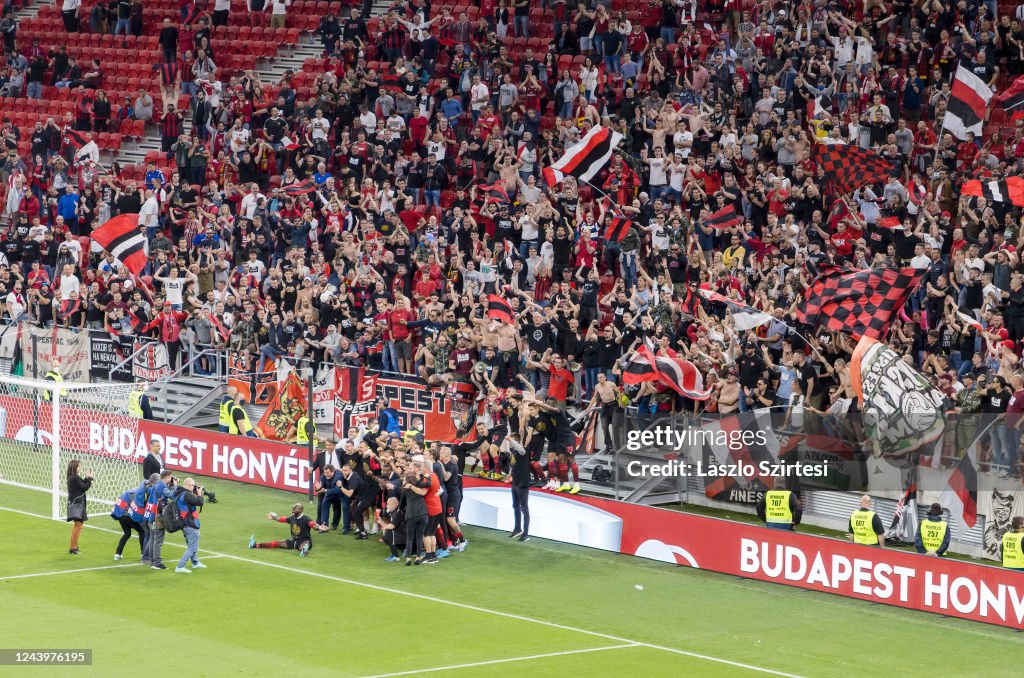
xmin=161 ymin=488 xmax=185 ymax=533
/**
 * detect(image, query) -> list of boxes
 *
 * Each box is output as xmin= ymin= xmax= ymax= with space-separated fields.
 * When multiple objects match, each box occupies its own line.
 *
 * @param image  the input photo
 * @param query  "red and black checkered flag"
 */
xmin=812 ymin=143 xmax=894 ymax=196
xmin=798 ymin=267 xmax=925 ymax=340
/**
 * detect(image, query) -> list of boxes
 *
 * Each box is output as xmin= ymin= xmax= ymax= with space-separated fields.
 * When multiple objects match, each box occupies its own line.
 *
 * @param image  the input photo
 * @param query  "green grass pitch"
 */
xmin=1 ymin=476 xmax=1022 ymax=677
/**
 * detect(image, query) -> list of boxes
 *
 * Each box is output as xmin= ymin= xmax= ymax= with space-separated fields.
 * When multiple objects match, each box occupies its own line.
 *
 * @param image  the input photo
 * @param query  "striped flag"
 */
xmin=960 ymin=177 xmax=1024 ymax=206
xmin=574 ymin=410 xmax=599 ymax=456
xmin=604 ymin=216 xmax=632 ymax=242
xmin=698 ymin=289 xmax=773 ymax=331
xmin=996 ymin=73 xmax=1024 ymax=114
xmin=622 ymin=351 xmax=659 ymax=386
xmin=90 ymin=213 xmax=147 ymax=275
xmin=64 ymin=127 xmax=87 ymax=149
xmin=479 ymin=181 xmax=510 ymax=204
xmin=283 ymin=180 xmax=314 ymax=196
xmin=946 ymin=65 xmax=993 ymax=140
xmin=885 ymin=467 xmax=919 ymax=545
xmin=486 ymin=294 xmax=513 ymax=323
xmin=622 ymin=345 xmax=712 ymax=400
xmin=939 ymin=438 xmax=980 ymax=531
xmin=705 ymin=204 xmax=742 ymax=230
xmin=380 ymin=73 xmax=403 ymax=93
xmin=955 ymin=310 xmax=984 ymax=332
xmin=543 ymin=125 xmax=622 ymax=187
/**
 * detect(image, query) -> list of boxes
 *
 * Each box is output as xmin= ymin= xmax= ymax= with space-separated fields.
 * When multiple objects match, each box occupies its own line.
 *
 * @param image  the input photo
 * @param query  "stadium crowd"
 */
xmin=5 ymin=0 xmax=1024 ymax=505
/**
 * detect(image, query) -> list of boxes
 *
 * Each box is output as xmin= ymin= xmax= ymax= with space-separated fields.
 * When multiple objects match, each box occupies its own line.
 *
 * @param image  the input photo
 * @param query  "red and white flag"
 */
xmin=945 ymin=65 xmax=993 ymax=140
xmin=543 ymin=125 xmax=622 ymax=188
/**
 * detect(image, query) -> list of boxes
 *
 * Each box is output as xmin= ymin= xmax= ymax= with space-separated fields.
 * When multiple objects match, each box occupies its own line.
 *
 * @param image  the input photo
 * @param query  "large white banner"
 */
xmin=4 ymin=324 xmax=93 ymax=382
xmin=312 ymin=365 xmax=336 ymax=426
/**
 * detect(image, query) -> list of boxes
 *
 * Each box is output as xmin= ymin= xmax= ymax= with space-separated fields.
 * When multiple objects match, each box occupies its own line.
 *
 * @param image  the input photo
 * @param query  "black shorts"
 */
xmin=426 ymin=514 xmax=442 ymax=533
xmin=283 ymin=538 xmax=312 ymax=551
xmin=446 ymin=494 xmax=462 ymax=520
xmin=488 ymin=429 xmax=507 ymax=449
xmin=557 ymin=440 xmax=576 ymax=457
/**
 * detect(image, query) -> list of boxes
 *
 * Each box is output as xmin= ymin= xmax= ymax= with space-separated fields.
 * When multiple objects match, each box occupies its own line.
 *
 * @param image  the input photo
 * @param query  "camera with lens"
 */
xmin=201 ymin=487 xmax=218 ymax=503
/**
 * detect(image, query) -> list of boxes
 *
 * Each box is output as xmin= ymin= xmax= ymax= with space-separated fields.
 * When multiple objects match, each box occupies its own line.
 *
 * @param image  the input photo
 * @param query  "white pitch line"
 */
xmin=0 ymin=506 xmax=806 ymax=678
xmin=0 ymin=563 xmax=141 ymax=581
xmin=360 ymin=643 xmax=641 ymax=678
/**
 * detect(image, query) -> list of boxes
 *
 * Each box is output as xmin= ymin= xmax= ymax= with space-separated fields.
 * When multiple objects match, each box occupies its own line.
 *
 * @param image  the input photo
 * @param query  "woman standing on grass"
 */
xmin=67 ymin=459 xmax=93 ymax=555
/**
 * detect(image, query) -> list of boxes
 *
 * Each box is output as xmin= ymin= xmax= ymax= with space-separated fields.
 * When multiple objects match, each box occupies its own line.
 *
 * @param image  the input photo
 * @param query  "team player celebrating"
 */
xmin=248 ymin=503 xmax=329 ymax=557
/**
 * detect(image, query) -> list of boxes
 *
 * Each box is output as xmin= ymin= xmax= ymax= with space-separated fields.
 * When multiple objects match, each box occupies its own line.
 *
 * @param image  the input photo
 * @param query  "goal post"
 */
xmin=0 ymin=375 xmax=144 ymax=520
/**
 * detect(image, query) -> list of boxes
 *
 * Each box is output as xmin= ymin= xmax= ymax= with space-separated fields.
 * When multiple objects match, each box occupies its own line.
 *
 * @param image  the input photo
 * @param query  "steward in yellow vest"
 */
xmin=296 ymin=415 xmax=317 ymax=447
xmin=219 ymin=386 xmax=238 ymax=433
xmin=756 ymin=487 xmax=802 ymax=531
xmin=849 ymin=495 xmax=885 ymax=547
xmin=915 ymin=503 xmax=949 ymax=556
xmin=1002 ymin=517 xmax=1024 ymax=571
xmin=42 ymin=366 xmax=66 ymax=402
xmin=229 ymin=393 xmax=256 ymax=437
xmin=127 ymin=385 xmax=146 ymax=418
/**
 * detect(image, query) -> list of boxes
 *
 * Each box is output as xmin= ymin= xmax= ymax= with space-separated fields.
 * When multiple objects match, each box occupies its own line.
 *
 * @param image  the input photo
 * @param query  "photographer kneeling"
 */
xmin=175 ymin=478 xmax=207 ymax=574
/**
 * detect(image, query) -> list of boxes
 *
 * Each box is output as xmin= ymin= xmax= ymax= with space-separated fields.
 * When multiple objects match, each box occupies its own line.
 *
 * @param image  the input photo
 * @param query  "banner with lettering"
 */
xmin=21 ymin=325 xmax=92 ymax=382
xmin=331 ymin=368 xmax=460 ymax=442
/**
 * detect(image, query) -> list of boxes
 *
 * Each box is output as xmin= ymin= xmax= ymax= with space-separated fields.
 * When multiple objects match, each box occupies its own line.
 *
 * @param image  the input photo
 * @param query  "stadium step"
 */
xmin=254 ymin=41 xmax=325 ymax=88
xmin=12 ymin=0 xmax=46 ymax=22
xmin=148 ymin=374 xmax=223 ymax=425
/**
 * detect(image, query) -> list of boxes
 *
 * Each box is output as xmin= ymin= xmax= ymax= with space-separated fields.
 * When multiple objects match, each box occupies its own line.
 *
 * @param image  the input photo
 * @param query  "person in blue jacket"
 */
xmin=128 ymin=474 xmax=157 ymax=565
xmin=111 ymin=488 xmax=144 ymax=561
xmin=377 ymin=397 xmax=402 ymax=435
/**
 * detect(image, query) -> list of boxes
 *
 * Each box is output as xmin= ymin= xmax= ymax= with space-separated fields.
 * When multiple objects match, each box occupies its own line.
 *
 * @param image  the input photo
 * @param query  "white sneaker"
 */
xmin=175 ymin=567 xmax=191 ymax=574
xmin=113 ymin=554 xmax=122 ymax=561
xmin=191 ymin=561 xmax=207 ymax=569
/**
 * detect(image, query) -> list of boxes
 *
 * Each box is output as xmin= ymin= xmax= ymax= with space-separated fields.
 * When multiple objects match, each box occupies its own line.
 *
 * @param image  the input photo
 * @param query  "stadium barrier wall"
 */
xmin=10 ymin=392 xmax=1022 ymax=628
xmin=460 ymin=478 xmax=1024 ymax=630
xmin=0 ymin=394 xmax=311 ymax=493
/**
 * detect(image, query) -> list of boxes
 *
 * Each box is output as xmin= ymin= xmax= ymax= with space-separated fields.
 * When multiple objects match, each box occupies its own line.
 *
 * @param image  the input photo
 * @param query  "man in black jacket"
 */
xmin=379 ymin=497 xmax=406 ymax=561
xmin=340 ymin=464 xmax=375 ymax=538
xmin=506 ymin=432 xmax=531 ymax=542
xmin=423 ymin=153 xmax=448 ymax=209
xmin=142 ymin=438 xmax=163 ymax=480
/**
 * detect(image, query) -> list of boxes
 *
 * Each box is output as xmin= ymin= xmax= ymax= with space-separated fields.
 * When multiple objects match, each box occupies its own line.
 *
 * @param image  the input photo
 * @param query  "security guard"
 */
xmin=229 ymin=390 xmax=257 ymax=437
xmin=849 ymin=494 xmax=886 ymax=547
xmin=219 ymin=386 xmax=238 ymax=433
xmin=296 ymin=414 xmax=316 ymax=448
xmin=42 ymin=359 xmax=67 ymax=403
xmin=127 ymin=383 xmax=152 ymax=419
xmin=1002 ymin=516 xmax=1024 ymax=571
xmin=915 ymin=503 xmax=950 ymax=557
xmin=755 ymin=484 xmax=802 ymax=531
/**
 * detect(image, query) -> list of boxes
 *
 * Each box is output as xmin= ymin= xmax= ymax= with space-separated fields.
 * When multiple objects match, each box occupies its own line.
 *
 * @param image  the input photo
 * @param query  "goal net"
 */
xmin=0 ymin=375 xmax=144 ymax=520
